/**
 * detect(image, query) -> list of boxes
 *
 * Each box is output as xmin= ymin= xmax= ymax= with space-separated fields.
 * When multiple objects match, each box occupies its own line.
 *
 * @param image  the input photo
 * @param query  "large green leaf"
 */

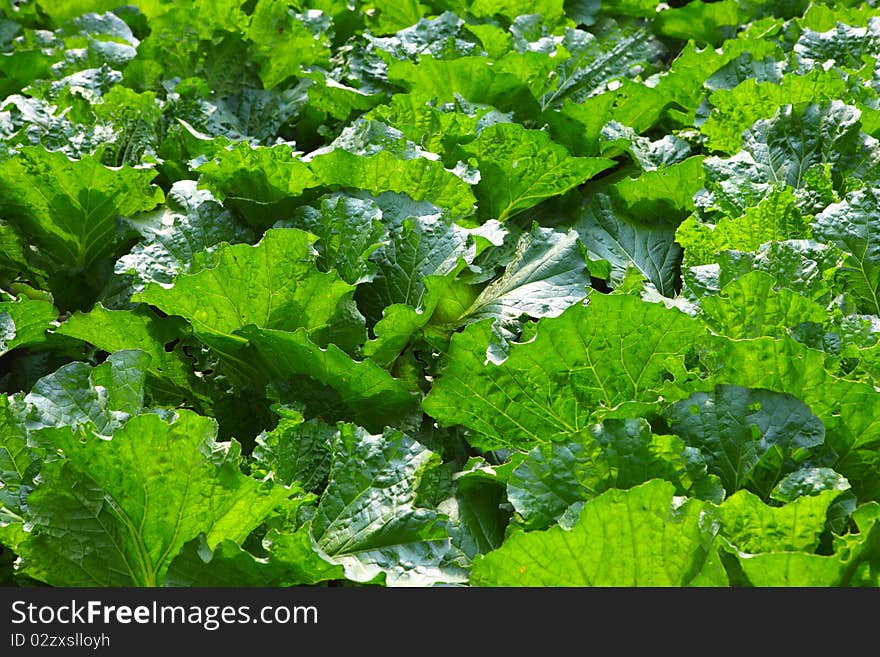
xmin=471 ymin=480 xmax=726 ymax=586
xmin=54 ymin=304 xmax=195 ymax=402
xmin=247 ymin=1 xmax=331 ymax=89
xmin=0 ymin=147 xmax=163 ymax=308
xmin=238 ymin=326 xmax=419 ymax=433
xmin=23 ymin=350 xmax=150 ymax=435
xmin=423 ymin=293 xmax=703 ymax=450
xmin=697 ymin=101 xmax=879 ymax=219
xmin=17 ymin=411 xmax=292 ymax=586
xmin=718 ymin=489 xmax=839 ymax=553
xmin=459 ymin=122 xmax=614 ymax=221
xmin=575 ymin=192 xmax=682 ymax=296
xmin=311 ymin=424 xmax=466 ymax=586
xmin=731 ymin=502 xmax=880 ymax=586
xmin=507 ymin=418 xmax=709 ymax=530
xmin=135 ymin=228 xmax=364 ymax=354
xmin=665 ymin=384 xmax=826 ymax=498
xmin=0 ymin=295 xmax=57 ymax=357
xmin=700 ymin=270 xmax=828 ymax=339
xmin=453 ymin=224 xmax=590 ymax=357
xmin=812 ymin=187 xmax=880 ymax=315
xmin=165 ymin=529 xmax=342 ymax=587
xmin=115 ymin=179 xmax=254 ymax=294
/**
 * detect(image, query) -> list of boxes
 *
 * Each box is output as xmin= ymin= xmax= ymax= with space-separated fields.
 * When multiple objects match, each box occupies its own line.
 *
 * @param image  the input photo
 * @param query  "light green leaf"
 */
xmin=55 ymin=304 xmax=196 ymax=402
xmin=507 ymin=418 xmax=698 ymax=530
xmin=0 ymin=147 xmax=163 ymax=308
xmin=165 ymin=529 xmax=342 ymax=587
xmin=700 ymin=270 xmax=828 ymax=339
xmin=312 ymin=424 xmax=466 ymax=586
xmin=238 ymin=326 xmax=419 ymax=433
xmin=471 ymin=480 xmax=726 ymax=586
xmin=252 ymin=409 xmax=334 ymax=494
xmin=460 ymin=122 xmax=614 ymax=222
xmin=135 ymin=228 xmax=364 ymax=353
xmin=282 ymin=193 xmax=387 ymax=285
xmin=247 ymin=2 xmax=331 ymax=89
xmin=18 ymin=411 xmax=292 ymax=586
xmin=718 ymin=489 xmax=839 ymax=553
xmin=0 ymin=295 xmax=57 ymax=357
xmin=423 ymin=293 xmax=703 ymax=451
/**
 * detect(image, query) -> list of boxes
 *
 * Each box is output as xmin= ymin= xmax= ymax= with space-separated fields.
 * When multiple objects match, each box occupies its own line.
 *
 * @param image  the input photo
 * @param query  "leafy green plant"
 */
xmin=1 ymin=0 xmax=879 ymax=587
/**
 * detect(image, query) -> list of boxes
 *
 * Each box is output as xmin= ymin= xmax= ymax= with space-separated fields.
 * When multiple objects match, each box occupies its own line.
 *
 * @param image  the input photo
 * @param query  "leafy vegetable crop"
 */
xmin=1 ymin=0 xmax=879 ymax=587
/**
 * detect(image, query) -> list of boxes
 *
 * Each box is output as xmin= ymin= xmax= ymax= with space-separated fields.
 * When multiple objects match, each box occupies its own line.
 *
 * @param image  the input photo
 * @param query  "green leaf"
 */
xmin=718 ymin=489 xmax=839 ymax=553
xmin=507 ymin=418 xmax=699 ymax=530
xmin=538 ymin=22 xmax=664 ymax=110
xmin=468 ymin=0 xmax=565 ymax=22
xmin=0 ymin=295 xmax=57 ymax=357
xmin=0 ymin=396 xmax=32 ymax=521
xmin=471 ymin=480 xmax=726 ymax=586
xmin=355 ymin=195 xmax=474 ymax=320
xmin=309 ymin=147 xmax=477 ymax=219
xmin=454 ymin=224 xmax=590 ymax=356
xmin=423 ymin=293 xmax=703 ymax=451
xmin=655 ymin=0 xmax=741 ymax=45
xmin=575 ymin=192 xmax=683 ymax=296
xmin=700 ymin=270 xmax=828 ymax=339
xmin=665 ymin=384 xmax=826 ymax=498
xmin=732 ymin=502 xmax=880 ymax=586
xmin=54 ymin=304 xmax=195 ymax=401
xmin=251 ymin=408 xmax=334 ymax=493
xmin=612 ymin=156 xmax=706 ymax=214
xmin=702 ymin=67 xmax=851 ymax=154
xmin=18 ymin=411 xmax=292 ymax=586
xmin=697 ymin=102 xmax=879 ymax=220
xmin=0 ymin=147 xmax=163 ymax=308
xmin=135 ymin=228 xmax=364 ymax=354
xmin=812 ymin=187 xmax=880 ymax=315
xmin=678 ymin=188 xmax=808 ymax=267
xmin=195 ymin=143 xmax=319 ymax=228
xmin=795 ymin=19 xmax=880 ymax=72
xmin=165 ymin=529 xmax=342 ymax=587
xmin=459 ymin=123 xmax=614 ymax=221
xmin=247 ymin=2 xmax=331 ymax=89
xmin=238 ymin=326 xmax=419 ymax=433
xmin=23 ymin=350 xmax=150 ymax=435
xmin=311 ymin=424 xmax=466 ymax=586
xmin=115 ymin=180 xmax=255 ymax=294
xmin=282 ymin=193 xmax=387 ymax=285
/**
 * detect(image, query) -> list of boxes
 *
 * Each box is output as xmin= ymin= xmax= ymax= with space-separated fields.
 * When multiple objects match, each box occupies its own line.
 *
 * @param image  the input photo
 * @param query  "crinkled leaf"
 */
xmin=666 ymin=384 xmax=825 ymax=498
xmin=18 ymin=411 xmax=292 ymax=586
xmin=718 ymin=489 xmax=839 ymax=553
xmin=115 ymin=179 xmax=255 ymax=294
xmin=813 ymin=187 xmax=880 ymax=315
xmin=471 ymin=480 xmax=726 ymax=586
xmin=22 ymin=350 xmax=149 ymax=435
xmin=311 ymin=424 xmax=466 ymax=586
xmin=460 ymin=122 xmax=614 ymax=221
xmin=700 ymin=270 xmax=828 ymax=339
xmin=135 ymin=228 xmax=364 ymax=353
xmin=576 ymin=192 xmax=682 ymax=296
xmin=424 ymin=293 xmax=703 ymax=450
xmin=0 ymin=147 xmax=163 ymax=308
xmin=239 ymin=326 xmax=418 ymax=433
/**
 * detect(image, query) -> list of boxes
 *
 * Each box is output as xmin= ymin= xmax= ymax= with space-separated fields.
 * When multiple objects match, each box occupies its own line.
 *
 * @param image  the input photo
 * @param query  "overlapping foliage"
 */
xmin=1 ymin=0 xmax=879 ymax=587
